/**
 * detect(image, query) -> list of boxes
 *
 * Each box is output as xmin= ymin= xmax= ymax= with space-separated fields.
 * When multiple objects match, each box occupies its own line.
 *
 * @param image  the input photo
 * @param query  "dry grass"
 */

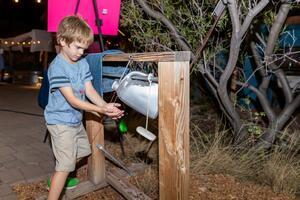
xmin=261 ymin=149 xmax=300 ymax=194
xmin=128 ymin=166 xmax=159 ymax=198
xmin=190 ymin=108 xmax=300 ymax=196
xmin=190 ymin=120 xmax=260 ymax=179
xmin=260 ymin=130 xmax=300 ymax=194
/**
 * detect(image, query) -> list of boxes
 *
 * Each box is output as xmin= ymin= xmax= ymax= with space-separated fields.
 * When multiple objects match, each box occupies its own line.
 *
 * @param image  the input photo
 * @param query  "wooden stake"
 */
xmin=85 ymin=112 xmax=105 ymax=184
xmin=158 ymin=60 xmax=190 ymax=200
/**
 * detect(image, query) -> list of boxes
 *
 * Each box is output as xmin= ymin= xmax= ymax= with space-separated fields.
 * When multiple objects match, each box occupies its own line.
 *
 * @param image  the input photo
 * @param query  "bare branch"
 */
xmin=213 ymin=0 xmax=246 ymax=142
xmin=261 ymin=3 xmax=293 ymax=103
xmin=278 ymin=94 xmax=300 ymax=128
xmin=250 ymin=41 xmax=267 ymax=77
xmin=240 ymin=0 xmax=270 ymax=37
xmin=135 ymin=0 xmax=194 ymax=56
xmin=219 ymin=0 xmax=241 ymax=84
xmin=235 ymin=81 xmax=276 ymax=122
xmin=265 ymin=3 xmax=290 ymax=62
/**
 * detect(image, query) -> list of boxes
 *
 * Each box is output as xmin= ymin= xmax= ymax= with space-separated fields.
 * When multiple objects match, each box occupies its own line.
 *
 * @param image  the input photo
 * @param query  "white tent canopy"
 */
xmin=0 ymin=29 xmax=53 ymax=52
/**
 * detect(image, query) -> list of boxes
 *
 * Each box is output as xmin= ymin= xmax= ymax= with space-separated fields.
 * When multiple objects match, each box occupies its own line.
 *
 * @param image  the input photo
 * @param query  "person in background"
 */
xmin=45 ymin=15 xmax=124 ymax=200
xmin=0 ymin=49 xmax=5 ymax=82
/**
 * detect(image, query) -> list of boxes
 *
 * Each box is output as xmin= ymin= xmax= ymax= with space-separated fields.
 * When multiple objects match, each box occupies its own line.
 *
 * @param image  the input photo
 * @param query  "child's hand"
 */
xmin=103 ymin=103 xmax=124 ymax=119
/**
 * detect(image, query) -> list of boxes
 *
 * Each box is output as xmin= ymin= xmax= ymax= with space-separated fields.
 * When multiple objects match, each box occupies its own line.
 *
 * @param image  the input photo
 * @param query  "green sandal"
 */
xmin=47 ymin=177 xmax=79 ymax=190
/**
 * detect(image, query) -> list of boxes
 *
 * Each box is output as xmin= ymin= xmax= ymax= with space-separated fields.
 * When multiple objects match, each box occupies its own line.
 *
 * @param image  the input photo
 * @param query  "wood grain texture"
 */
xmin=107 ymin=172 xmax=152 ymax=200
xmin=158 ymin=61 xmax=190 ymax=200
xmin=85 ymin=112 xmax=106 ymax=185
xmin=103 ymin=51 xmax=191 ymax=62
xmin=64 ymin=180 xmax=108 ymax=199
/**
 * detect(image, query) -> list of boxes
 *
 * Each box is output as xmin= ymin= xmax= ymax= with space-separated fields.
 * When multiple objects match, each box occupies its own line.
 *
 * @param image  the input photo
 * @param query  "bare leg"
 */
xmin=47 ymin=171 xmax=69 ymax=200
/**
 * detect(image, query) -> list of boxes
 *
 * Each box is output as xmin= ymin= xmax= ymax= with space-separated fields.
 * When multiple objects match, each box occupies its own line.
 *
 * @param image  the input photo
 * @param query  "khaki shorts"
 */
xmin=47 ymin=123 xmax=91 ymax=172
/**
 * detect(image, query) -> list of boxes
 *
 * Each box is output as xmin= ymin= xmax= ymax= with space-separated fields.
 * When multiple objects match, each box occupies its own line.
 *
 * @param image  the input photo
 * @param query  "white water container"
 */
xmin=112 ymin=71 xmax=158 ymax=119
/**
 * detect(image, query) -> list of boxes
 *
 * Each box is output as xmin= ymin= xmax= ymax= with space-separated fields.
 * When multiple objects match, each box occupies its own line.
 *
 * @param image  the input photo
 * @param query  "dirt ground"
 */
xmin=12 ymin=135 xmax=298 ymax=200
xmin=12 ymin=175 xmax=299 ymax=200
xmin=11 ymin=106 xmax=300 ymax=200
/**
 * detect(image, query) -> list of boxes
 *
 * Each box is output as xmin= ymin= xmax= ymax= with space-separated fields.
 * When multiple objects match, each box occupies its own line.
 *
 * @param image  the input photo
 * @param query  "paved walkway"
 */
xmin=0 ymin=83 xmax=54 ymax=199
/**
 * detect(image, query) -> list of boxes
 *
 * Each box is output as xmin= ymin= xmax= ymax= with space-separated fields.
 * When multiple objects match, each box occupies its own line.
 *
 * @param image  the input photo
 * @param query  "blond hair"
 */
xmin=57 ymin=15 xmax=94 ymax=46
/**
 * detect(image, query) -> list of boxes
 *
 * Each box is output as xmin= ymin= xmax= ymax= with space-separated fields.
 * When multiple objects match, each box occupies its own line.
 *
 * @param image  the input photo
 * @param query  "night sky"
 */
xmin=0 ymin=0 xmax=47 ymax=38
xmin=0 ymin=1 xmax=299 ymax=39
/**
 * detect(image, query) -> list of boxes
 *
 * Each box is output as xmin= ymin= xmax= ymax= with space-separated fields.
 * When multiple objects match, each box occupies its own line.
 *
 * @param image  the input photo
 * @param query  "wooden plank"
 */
xmin=103 ymin=51 xmax=191 ymax=62
xmin=107 ymin=172 xmax=152 ymax=200
xmin=108 ymin=162 xmax=150 ymax=178
xmin=35 ymin=163 xmax=150 ymax=200
xmin=286 ymin=16 xmax=300 ymax=24
xmin=85 ymin=112 xmax=106 ymax=185
xmin=35 ymin=181 xmax=108 ymax=200
xmin=64 ymin=180 xmax=108 ymax=199
xmin=158 ymin=61 xmax=190 ymax=200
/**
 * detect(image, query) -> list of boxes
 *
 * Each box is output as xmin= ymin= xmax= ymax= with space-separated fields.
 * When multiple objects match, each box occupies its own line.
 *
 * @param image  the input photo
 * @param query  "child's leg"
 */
xmin=48 ymin=171 xmax=69 ymax=200
xmin=47 ymin=124 xmax=80 ymax=199
xmin=77 ymin=123 xmax=92 ymax=159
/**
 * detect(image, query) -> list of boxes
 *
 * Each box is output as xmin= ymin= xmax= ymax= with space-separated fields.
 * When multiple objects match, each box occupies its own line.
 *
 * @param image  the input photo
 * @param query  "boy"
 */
xmin=45 ymin=15 xmax=124 ymax=200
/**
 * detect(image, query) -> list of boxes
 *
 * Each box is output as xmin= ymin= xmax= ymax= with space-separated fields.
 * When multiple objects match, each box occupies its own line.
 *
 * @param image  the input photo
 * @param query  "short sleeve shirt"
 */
xmin=45 ymin=54 xmax=93 ymax=126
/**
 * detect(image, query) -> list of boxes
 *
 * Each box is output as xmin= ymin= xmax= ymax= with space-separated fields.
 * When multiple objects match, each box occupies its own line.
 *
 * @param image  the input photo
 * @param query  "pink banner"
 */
xmin=48 ymin=0 xmax=121 ymax=35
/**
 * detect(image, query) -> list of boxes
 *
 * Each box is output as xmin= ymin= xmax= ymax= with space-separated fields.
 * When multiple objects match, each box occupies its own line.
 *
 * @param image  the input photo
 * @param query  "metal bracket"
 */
xmin=96 ymin=144 xmax=132 ymax=176
xmin=213 ymin=0 xmax=227 ymax=19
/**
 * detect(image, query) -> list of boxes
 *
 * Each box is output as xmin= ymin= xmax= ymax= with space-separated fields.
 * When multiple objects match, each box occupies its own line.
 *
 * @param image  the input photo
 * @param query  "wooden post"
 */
xmin=158 ymin=60 xmax=190 ymax=200
xmin=83 ymin=51 xmax=190 ymax=198
xmin=85 ymin=112 xmax=105 ymax=184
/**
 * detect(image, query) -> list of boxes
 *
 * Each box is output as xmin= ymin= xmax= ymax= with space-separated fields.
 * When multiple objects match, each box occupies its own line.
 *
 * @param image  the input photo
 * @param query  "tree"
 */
xmin=120 ymin=0 xmax=300 ymax=149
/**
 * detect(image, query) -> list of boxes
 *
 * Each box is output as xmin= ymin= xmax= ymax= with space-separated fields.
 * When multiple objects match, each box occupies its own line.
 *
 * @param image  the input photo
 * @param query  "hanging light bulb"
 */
xmin=14 ymin=0 xmax=19 ymax=3
xmin=36 ymin=0 xmax=41 ymax=3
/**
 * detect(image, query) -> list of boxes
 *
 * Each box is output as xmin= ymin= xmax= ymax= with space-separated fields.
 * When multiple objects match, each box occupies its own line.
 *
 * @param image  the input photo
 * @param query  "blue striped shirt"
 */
xmin=45 ymin=54 xmax=93 ymax=126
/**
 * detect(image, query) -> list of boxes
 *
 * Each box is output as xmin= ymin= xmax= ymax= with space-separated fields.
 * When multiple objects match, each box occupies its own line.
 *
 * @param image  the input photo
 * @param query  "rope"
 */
xmin=145 ymin=74 xmax=153 ymax=131
xmin=118 ymin=57 xmax=133 ymax=83
xmin=90 ymin=57 xmax=133 ymax=144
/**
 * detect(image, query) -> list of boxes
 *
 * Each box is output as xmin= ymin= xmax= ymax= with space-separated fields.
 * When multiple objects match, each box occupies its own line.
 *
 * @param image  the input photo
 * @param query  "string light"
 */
xmin=1 ymin=40 xmax=44 ymax=46
xmin=13 ymin=0 xmax=42 ymax=4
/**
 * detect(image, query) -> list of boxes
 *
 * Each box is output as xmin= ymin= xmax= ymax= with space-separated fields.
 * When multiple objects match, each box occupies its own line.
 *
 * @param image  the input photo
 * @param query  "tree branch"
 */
xmin=250 ymin=41 xmax=267 ymax=77
xmin=240 ymin=0 xmax=270 ymax=37
xmin=263 ymin=3 xmax=293 ymax=103
xmin=236 ymin=81 xmax=276 ymax=122
xmin=135 ymin=0 xmax=194 ymax=57
xmin=277 ymin=93 xmax=300 ymax=129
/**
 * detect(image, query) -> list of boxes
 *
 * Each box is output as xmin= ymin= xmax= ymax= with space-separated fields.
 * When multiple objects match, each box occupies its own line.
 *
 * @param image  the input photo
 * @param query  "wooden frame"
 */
xmin=87 ymin=51 xmax=190 ymax=200
xmin=36 ymin=51 xmax=190 ymax=200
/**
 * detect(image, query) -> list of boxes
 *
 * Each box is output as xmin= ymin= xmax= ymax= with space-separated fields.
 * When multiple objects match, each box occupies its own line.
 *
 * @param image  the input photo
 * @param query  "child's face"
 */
xmin=60 ymin=40 xmax=89 ymax=63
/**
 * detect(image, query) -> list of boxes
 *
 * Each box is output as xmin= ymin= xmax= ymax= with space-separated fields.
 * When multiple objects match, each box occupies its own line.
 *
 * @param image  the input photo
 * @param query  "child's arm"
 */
xmin=84 ymin=81 xmax=124 ymax=119
xmin=59 ymin=85 xmax=123 ymax=119
xmin=84 ymin=81 xmax=107 ymax=107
